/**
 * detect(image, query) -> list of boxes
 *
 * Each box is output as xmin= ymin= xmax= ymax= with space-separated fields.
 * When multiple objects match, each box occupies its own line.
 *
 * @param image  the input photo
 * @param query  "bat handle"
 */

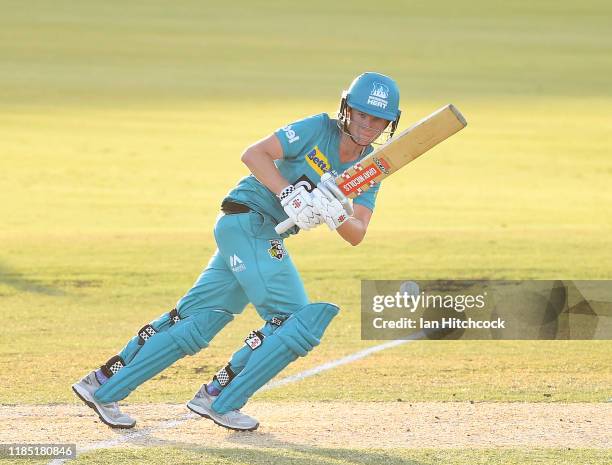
xmin=275 ymin=218 xmax=295 ymax=235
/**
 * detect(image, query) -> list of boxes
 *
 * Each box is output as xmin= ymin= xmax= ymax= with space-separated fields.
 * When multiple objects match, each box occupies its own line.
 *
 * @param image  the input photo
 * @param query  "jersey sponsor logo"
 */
xmin=281 ymin=124 xmax=300 ymax=144
xmin=338 ymin=163 xmax=382 ymax=196
xmin=268 ymin=239 xmax=285 ymax=261
xmin=305 ymin=146 xmax=331 ymax=176
xmin=367 ymin=82 xmax=389 ymax=109
xmin=229 ymin=254 xmax=246 ymax=272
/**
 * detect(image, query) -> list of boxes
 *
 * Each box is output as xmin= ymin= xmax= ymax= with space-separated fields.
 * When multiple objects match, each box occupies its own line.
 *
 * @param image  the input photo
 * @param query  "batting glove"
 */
xmin=278 ymin=185 xmax=323 ymax=231
xmin=319 ymin=172 xmax=354 ymax=217
xmin=311 ymin=187 xmax=350 ymax=230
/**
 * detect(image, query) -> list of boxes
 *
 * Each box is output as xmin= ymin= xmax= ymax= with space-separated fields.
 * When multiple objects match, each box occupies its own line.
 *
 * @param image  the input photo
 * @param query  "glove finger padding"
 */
xmin=311 ymin=188 xmax=350 ymax=230
xmin=319 ymin=173 xmax=354 ymax=217
xmin=279 ymin=185 xmax=323 ymax=231
xmin=296 ymin=205 xmax=323 ymax=230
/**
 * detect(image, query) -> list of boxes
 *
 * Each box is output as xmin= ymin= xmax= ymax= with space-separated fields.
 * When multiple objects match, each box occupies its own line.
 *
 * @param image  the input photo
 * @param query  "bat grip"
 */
xmin=275 ymin=218 xmax=295 ymax=234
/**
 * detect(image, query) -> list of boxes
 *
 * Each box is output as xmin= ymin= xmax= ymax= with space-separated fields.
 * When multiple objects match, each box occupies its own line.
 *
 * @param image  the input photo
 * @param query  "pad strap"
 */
xmin=245 ymin=317 xmax=284 ymax=350
xmin=137 ymin=324 xmax=157 ymax=345
xmin=138 ymin=309 xmax=180 ymax=345
xmin=213 ymin=364 xmax=236 ymax=387
xmin=245 ymin=330 xmax=265 ymax=350
xmin=100 ymin=355 xmax=126 ymax=378
xmin=169 ymin=308 xmax=180 ymax=325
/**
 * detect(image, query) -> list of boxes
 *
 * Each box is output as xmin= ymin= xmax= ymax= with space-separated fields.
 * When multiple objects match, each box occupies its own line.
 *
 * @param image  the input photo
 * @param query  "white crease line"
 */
xmin=262 ymin=333 xmax=424 ymax=391
xmin=48 ymin=334 xmax=422 ymax=464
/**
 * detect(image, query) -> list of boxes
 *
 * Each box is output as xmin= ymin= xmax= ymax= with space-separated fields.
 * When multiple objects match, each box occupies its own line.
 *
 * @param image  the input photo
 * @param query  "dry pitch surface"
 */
xmin=2 ymin=402 xmax=610 ymax=452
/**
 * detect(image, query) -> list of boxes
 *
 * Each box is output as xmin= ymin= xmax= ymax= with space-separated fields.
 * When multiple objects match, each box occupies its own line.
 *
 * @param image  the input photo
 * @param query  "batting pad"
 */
xmin=211 ymin=302 xmax=339 ymax=413
xmin=94 ymin=309 xmax=233 ymax=403
xmin=114 ymin=308 xmax=180 ymax=367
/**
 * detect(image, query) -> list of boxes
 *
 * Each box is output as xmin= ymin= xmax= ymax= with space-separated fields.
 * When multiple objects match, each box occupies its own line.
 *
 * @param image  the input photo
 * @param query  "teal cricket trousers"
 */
xmin=94 ymin=209 xmax=309 ymax=403
xmin=180 ymin=210 xmax=309 ymax=321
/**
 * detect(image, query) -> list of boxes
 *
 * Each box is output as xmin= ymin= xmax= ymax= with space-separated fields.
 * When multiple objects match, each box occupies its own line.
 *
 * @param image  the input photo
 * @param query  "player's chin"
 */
xmin=355 ymin=133 xmax=378 ymax=145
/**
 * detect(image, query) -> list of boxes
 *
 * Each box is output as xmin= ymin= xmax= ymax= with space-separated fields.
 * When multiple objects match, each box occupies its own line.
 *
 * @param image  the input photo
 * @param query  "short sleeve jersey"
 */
xmin=224 ymin=113 xmax=380 ymax=233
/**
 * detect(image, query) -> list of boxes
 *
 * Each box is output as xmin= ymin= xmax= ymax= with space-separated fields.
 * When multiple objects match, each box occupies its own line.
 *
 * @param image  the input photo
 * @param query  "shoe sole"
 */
xmin=186 ymin=402 xmax=259 ymax=432
xmin=72 ymin=384 xmax=136 ymax=429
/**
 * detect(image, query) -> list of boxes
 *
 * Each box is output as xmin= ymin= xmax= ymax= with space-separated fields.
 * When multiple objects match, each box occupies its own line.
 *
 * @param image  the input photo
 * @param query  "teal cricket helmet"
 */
xmin=343 ymin=72 xmax=401 ymax=122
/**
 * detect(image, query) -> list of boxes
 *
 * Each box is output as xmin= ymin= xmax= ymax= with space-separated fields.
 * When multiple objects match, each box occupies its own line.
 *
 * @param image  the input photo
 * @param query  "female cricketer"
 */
xmin=72 ymin=72 xmax=401 ymax=431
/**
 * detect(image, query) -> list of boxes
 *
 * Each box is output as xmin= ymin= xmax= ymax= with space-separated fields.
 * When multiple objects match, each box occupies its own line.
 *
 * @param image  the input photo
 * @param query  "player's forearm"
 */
xmin=336 ymin=217 xmax=366 ymax=246
xmin=241 ymin=148 xmax=289 ymax=196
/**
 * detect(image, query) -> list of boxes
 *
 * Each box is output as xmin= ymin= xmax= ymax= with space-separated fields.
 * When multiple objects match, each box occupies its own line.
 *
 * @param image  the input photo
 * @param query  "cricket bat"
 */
xmin=275 ymin=104 xmax=467 ymax=234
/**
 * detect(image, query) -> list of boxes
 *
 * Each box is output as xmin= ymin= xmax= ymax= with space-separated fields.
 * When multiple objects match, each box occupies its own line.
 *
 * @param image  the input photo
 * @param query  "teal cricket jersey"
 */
xmin=224 ymin=113 xmax=381 ymax=233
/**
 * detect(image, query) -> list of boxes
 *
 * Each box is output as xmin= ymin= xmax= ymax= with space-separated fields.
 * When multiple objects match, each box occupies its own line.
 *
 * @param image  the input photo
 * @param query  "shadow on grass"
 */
xmin=196 ymin=446 xmax=424 ymax=465
xmin=95 ymin=431 xmax=425 ymax=465
xmin=0 ymin=262 xmax=65 ymax=296
xmin=77 ymin=444 xmax=425 ymax=465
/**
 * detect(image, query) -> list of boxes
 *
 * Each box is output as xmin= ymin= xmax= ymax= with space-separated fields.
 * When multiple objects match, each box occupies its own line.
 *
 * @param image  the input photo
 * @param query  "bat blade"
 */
xmin=275 ymin=104 xmax=467 ymax=234
xmin=336 ymin=104 xmax=467 ymax=198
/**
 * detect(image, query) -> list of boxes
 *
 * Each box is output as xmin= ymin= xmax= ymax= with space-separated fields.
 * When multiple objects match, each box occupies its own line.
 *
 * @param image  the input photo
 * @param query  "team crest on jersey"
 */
xmin=268 ymin=240 xmax=285 ymax=261
xmin=305 ymin=146 xmax=331 ymax=176
xmin=367 ymin=82 xmax=389 ymax=109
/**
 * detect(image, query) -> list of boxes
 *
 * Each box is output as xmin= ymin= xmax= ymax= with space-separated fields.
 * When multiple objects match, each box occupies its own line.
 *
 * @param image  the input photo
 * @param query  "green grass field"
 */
xmin=1 ymin=1 xmax=611 ymax=463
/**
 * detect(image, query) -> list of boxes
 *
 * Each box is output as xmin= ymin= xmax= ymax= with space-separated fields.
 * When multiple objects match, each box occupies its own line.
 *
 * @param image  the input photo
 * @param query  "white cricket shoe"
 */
xmin=72 ymin=371 xmax=136 ymax=429
xmin=187 ymin=384 xmax=259 ymax=431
